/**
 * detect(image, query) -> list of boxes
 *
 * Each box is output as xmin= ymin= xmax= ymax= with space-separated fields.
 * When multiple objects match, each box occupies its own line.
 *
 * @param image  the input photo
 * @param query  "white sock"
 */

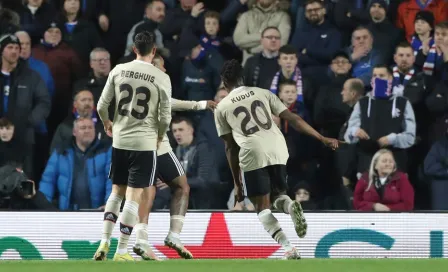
xmin=273 ymin=195 xmax=294 ymax=215
xmin=135 ymin=223 xmax=149 ymax=245
xmin=258 ymin=209 xmax=293 ymax=251
xmin=101 ymin=193 xmax=123 ymax=246
xmin=116 ymin=200 xmax=139 ymax=253
xmin=169 ymin=215 xmax=185 ymax=236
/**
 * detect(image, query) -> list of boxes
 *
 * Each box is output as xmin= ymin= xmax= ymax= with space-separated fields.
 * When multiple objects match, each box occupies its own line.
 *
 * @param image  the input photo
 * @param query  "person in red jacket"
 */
xmin=353 ymin=148 xmax=414 ymax=211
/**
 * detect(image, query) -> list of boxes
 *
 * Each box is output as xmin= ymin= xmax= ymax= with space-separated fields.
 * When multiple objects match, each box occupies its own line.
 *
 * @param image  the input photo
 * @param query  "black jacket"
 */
xmin=18 ymin=2 xmax=57 ymax=46
xmin=0 ymin=60 xmax=51 ymax=144
xmin=367 ymin=19 xmax=403 ymax=65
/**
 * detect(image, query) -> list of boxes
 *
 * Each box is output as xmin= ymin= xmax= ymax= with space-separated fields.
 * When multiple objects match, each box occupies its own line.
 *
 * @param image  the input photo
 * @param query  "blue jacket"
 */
xmin=345 ymin=46 xmax=382 ymax=86
xmin=27 ymin=56 xmax=55 ymax=134
xmin=39 ymin=139 xmax=112 ymax=210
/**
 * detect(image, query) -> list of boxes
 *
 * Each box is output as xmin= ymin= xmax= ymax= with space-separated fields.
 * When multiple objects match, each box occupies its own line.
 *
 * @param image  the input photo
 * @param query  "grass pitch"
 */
xmin=1 ymin=259 xmax=447 ymax=272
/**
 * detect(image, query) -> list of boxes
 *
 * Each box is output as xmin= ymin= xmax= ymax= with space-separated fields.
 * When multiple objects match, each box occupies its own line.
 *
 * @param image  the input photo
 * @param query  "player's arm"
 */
xmin=214 ymin=108 xmax=244 ymax=202
xmin=158 ymin=76 xmax=173 ymax=140
xmin=267 ymin=91 xmax=340 ymax=149
xmin=97 ymin=68 xmax=116 ymax=136
xmin=171 ymin=98 xmax=216 ymax=111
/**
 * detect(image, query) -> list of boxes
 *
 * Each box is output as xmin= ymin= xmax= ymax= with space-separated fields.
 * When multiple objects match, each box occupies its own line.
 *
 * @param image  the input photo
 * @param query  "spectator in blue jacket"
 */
xmin=345 ymin=26 xmax=383 ymax=87
xmin=39 ymin=117 xmax=112 ymax=210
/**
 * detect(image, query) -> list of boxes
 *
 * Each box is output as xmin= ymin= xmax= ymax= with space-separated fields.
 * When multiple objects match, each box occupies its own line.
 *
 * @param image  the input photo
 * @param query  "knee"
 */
xmin=172 ymin=176 xmax=190 ymax=195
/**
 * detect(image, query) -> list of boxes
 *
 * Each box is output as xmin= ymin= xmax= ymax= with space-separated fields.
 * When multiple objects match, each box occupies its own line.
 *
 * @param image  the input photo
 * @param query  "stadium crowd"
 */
xmin=0 ymin=0 xmax=447 ymax=211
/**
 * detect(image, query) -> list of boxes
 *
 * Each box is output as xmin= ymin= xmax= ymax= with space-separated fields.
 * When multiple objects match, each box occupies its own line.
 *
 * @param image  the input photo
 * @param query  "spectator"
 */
xmin=416 ymin=21 xmax=448 ymax=86
xmin=124 ymin=0 xmax=168 ymax=58
xmin=396 ymin=0 xmax=448 ymax=42
xmin=0 ymin=34 xmax=51 ymax=179
xmin=353 ymin=149 xmax=414 ymax=211
xmin=180 ymin=42 xmax=221 ymax=102
xmin=219 ymin=0 xmax=249 ymax=38
xmin=57 ymin=0 xmax=103 ymax=70
xmin=314 ymin=51 xmax=353 ymax=139
xmin=411 ymin=11 xmax=435 ymax=55
xmin=243 ymin=26 xmax=281 ymax=90
xmin=292 ymin=181 xmax=317 ymax=210
xmin=0 ymin=118 xmax=28 ymax=172
xmin=345 ymin=26 xmax=383 ymax=86
xmin=233 ymin=0 xmax=291 ymax=65
xmin=15 ymin=30 xmax=55 ymax=180
xmin=333 ymin=0 xmax=370 ymax=45
xmin=291 ymin=0 xmax=341 ymax=73
xmin=269 ymin=45 xmax=309 ymax=103
xmin=424 ymin=131 xmax=448 ymax=210
xmin=18 ymin=0 xmax=57 ymax=46
xmin=32 ymin=22 xmax=83 ymax=136
xmin=73 ymin=48 xmax=111 ymax=106
xmin=172 ymin=116 xmax=219 ymax=209
xmin=53 ymin=0 xmax=102 ymax=25
xmin=39 ymin=117 xmax=112 ymax=211
xmin=50 ymin=89 xmax=109 ymax=152
xmin=425 ymin=71 xmax=448 ymax=144
xmin=338 ymin=78 xmax=364 ymax=187
xmin=344 ymin=64 xmax=416 ymax=173
xmin=366 ymin=0 xmax=402 ymax=64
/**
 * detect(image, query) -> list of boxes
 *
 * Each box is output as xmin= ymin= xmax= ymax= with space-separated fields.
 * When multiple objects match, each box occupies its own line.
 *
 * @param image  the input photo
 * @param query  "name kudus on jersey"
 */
xmin=231 ymin=90 xmax=255 ymax=104
xmin=121 ymin=70 xmax=155 ymax=83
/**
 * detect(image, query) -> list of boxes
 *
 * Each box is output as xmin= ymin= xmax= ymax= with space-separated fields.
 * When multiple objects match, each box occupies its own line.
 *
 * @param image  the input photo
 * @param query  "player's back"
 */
xmin=110 ymin=60 xmax=171 ymax=151
xmin=216 ymin=86 xmax=289 ymax=171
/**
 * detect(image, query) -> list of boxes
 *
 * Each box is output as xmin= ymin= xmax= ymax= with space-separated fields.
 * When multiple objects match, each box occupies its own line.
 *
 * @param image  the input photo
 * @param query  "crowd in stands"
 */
xmin=0 ymin=0 xmax=447 ymax=211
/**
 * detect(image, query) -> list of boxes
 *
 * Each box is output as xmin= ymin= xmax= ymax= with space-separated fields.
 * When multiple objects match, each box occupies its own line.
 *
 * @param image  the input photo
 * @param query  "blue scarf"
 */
xmin=269 ymin=67 xmax=303 ymax=102
xmin=423 ymin=44 xmax=443 ymax=76
xmin=200 ymin=35 xmax=221 ymax=51
xmin=73 ymin=110 xmax=98 ymax=123
xmin=416 ymin=0 xmax=433 ymax=9
xmin=372 ymin=77 xmax=392 ymax=99
xmin=410 ymin=35 xmax=434 ymax=56
xmin=192 ymin=47 xmax=207 ymax=64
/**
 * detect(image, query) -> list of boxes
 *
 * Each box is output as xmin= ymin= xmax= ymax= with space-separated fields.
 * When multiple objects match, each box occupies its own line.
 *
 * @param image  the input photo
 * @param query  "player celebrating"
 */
xmin=93 ymin=31 xmax=172 ymax=261
xmin=132 ymin=53 xmax=216 ymax=261
xmin=215 ymin=60 xmax=340 ymax=259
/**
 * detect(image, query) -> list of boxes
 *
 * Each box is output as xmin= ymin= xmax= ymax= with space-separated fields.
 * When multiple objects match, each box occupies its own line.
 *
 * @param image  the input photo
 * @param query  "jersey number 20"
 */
xmin=117 ymin=84 xmax=151 ymax=120
xmin=233 ymin=100 xmax=272 ymax=136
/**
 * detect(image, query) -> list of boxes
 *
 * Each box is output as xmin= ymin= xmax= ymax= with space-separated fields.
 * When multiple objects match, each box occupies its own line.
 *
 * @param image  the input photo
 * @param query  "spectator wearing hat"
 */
xmin=366 ymin=0 xmax=403 ymax=65
xmin=292 ymin=181 xmax=317 ymax=210
xmin=32 ymin=22 xmax=83 ymax=137
xmin=396 ymin=0 xmax=448 ymax=42
xmin=0 ymin=8 xmax=21 ymax=35
xmin=411 ymin=10 xmax=435 ymax=55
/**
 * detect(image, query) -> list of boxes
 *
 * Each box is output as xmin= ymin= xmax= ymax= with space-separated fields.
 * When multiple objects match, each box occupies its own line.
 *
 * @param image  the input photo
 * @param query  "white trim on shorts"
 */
xmin=240 ymin=171 xmax=248 ymax=196
xmin=168 ymin=151 xmax=185 ymax=176
xmin=149 ymin=151 xmax=157 ymax=186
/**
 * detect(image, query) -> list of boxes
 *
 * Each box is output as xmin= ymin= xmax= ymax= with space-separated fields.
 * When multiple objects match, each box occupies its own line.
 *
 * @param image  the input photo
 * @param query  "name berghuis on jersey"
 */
xmin=120 ymin=70 xmax=155 ymax=83
xmin=231 ymin=90 xmax=255 ymax=103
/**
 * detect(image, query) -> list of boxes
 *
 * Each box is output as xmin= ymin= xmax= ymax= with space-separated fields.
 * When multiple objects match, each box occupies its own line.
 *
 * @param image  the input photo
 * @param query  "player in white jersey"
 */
xmin=215 ymin=60 xmax=340 ymax=259
xmin=132 ymin=53 xmax=216 ymax=260
xmin=93 ymin=31 xmax=172 ymax=261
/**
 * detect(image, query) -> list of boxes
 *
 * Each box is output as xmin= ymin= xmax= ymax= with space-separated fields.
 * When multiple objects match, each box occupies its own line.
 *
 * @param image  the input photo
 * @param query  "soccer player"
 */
xmin=215 ymin=60 xmax=340 ymax=259
xmin=93 ymin=31 xmax=172 ymax=261
xmin=132 ymin=53 xmax=216 ymax=261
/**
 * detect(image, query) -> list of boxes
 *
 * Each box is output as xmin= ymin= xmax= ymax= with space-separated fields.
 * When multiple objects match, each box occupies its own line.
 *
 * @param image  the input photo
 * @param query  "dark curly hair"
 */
xmin=220 ymin=59 xmax=244 ymax=89
xmin=134 ymin=31 xmax=155 ymax=56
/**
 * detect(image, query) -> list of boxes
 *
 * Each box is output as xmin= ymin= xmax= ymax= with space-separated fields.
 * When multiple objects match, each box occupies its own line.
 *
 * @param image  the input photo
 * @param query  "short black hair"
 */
xmin=305 ymin=0 xmax=324 ymax=8
xmin=134 ymin=31 xmax=155 ymax=56
xmin=171 ymin=116 xmax=194 ymax=129
xmin=435 ymin=21 xmax=448 ymax=30
xmin=279 ymin=45 xmax=297 ymax=57
xmin=348 ymin=79 xmax=365 ymax=96
xmin=279 ymin=79 xmax=297 ymax=92
xmin=395 ymin=41 xmax=413 ymax=54
xmin=220 ymin=59 xmax=244 ymax=89
xmin=373 ymin=63 xmax=392 ymax=75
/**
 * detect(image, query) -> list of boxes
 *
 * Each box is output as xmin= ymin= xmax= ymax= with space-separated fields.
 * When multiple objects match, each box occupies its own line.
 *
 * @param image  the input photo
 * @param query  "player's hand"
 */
xmin=191 ymin=2 xmax=205 ymax=18
xmin=206 ymin=100 xmax=217 ymax=110
xmin=377 ymin=136 xmax=389 ymax=147
xmin=355 ymin=128 xmax=370 ymax=140
xmin=373 ymin=203 xmax=390 ymax=212
xmin=103 ymin=120 xmax=113 ymax=137
xmin=322 ymin=137 xmax=340 ymax=150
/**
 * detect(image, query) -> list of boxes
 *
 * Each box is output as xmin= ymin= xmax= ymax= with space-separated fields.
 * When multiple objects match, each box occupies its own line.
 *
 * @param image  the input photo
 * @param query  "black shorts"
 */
xmin=109 ymin=147 xmax=157 ymax=188
xmin=156 ymin=151 xmax=185 ymax=183
xmin=242 ymin=164 xmax=288 ymax=198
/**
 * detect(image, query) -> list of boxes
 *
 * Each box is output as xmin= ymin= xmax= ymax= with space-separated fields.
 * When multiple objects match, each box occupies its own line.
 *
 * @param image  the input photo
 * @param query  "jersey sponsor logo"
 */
xmin=121 ymin=70 xmax=155 ymax=83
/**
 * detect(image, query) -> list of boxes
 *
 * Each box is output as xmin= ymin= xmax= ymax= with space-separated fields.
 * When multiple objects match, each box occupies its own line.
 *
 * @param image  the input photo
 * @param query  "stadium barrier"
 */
xmin=0 ymin=212 xmax=446 ymax=259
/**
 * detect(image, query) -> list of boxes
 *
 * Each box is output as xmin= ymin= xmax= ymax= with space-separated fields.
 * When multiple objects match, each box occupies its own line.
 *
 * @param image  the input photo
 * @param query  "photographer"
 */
xmin=0 ymin=165 xmax=56 ymax=210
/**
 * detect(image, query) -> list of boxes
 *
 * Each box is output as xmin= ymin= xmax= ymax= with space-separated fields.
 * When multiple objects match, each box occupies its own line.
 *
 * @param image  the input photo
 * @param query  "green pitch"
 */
xmin=1 ymin=259 xmax=447 ymax=272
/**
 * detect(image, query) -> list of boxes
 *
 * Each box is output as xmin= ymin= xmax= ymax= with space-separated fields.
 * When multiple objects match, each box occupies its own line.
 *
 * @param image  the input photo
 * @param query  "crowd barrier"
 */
xmin=0 ymin=212 xmax=447 ymax=259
